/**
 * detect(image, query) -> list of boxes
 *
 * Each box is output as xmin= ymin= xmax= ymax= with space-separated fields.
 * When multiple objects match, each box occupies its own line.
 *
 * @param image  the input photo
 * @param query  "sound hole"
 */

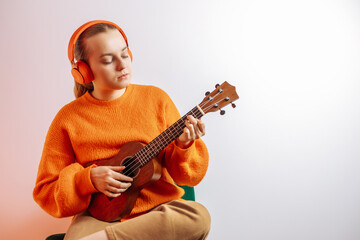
xmin=122 ymin=157 xmax=140 ymax=178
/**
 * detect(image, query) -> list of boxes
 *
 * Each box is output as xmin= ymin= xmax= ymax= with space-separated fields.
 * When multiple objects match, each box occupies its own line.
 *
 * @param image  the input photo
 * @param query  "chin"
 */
xmin=115 ymin=79 xmax=131 ymax=89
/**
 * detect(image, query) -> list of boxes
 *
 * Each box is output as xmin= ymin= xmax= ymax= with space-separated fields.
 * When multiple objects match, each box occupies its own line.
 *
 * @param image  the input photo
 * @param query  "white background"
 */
xmin=0 ymin=0 xmax=359 ymax=239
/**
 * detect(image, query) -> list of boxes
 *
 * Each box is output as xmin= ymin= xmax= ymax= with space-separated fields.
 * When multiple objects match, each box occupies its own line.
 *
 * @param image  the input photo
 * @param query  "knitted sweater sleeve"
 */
xmin=33 ymin=110 xmax=98 ymax=218
xmin=158 ymin=90 xmax=209 ymax=187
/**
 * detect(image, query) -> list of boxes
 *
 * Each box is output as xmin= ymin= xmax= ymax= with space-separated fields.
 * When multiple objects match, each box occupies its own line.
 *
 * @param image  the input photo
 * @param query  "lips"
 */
xmin=118 ymin=73 xmax=129 ymax=79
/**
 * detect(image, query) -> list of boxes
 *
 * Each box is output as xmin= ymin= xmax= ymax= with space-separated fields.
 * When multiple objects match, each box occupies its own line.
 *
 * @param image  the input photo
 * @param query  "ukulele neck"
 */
xmin=135 ymin=105 xmax=204 ymax=166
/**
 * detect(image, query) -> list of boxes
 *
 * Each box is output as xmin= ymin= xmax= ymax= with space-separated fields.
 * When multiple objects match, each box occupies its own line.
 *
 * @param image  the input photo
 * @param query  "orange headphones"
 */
xmin=68 ymin=20 xmax=133 ymax=84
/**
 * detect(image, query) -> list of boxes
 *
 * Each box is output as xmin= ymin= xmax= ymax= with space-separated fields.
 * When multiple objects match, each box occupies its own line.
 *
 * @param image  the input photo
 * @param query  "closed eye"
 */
xmin=102 ymin=59 xmax=114 ymax=64
xmin=101 ymin=55 xmax=115 ymax=64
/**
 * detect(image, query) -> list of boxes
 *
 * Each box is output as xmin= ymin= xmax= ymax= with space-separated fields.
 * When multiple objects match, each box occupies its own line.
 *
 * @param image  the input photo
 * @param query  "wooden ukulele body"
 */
xmin=87 ymin=141 xmax=162 ymax=222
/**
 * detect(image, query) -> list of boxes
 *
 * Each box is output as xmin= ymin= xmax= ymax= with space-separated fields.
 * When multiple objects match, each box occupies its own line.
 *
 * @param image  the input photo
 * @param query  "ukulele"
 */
xmin=86 ymin=81 xmax=239 ymax=222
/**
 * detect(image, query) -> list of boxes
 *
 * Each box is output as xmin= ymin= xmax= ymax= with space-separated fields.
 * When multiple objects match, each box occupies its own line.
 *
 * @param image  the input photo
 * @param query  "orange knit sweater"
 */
xmin=33 ymin=84 xmax=209 ymax=220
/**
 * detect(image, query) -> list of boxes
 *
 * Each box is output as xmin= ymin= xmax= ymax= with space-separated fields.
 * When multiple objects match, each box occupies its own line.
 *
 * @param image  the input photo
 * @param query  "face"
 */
xmin=86 ymin=29 xmax=132 ymax=97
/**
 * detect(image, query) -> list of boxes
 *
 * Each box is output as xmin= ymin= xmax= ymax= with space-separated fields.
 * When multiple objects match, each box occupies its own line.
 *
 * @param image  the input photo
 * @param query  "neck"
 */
xmin=91 ymin=88 xmax=126 ymax=101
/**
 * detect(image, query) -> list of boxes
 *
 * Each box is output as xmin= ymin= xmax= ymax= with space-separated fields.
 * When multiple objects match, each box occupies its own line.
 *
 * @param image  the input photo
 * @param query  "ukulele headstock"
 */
xmin=199 ymin=81 xmax=239 ymax=115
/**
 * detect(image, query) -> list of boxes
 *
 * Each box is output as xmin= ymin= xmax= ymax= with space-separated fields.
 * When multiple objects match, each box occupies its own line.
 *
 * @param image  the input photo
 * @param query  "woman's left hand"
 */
xmin=176 ymin=115 xmax=205 ymax=148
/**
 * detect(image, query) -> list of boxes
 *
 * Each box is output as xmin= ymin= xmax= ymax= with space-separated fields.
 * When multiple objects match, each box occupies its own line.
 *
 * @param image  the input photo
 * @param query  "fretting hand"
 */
xmin=90 ymin=166 xmax=133 ymax=198
xmin=176 ymin=115 xmax=205 ymax=148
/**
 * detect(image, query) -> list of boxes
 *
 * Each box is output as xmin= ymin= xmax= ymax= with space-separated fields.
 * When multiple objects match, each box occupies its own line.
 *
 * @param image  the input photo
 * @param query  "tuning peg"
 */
xmin=220 ymin=109 xmax=225 ymax=115
xmin=215 ymin=83 xmax=220 ymax=88
xmin=224 ymin=97 xmax=230 ymax=101
xmin=205 ymin=91 xmax=210 ymax=96
xmin=231 ymin=102 xmax=236 ymax=108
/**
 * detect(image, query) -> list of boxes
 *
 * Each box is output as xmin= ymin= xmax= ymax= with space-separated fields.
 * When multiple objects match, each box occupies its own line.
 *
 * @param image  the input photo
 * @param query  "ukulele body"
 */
xmin=87 ymin=141 xmax=162 ymax=222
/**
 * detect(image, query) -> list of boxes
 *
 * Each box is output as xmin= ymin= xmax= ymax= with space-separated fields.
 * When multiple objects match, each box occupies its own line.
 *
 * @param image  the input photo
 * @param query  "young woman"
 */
xmin=33 ymin=20 xmax=210 ymax=240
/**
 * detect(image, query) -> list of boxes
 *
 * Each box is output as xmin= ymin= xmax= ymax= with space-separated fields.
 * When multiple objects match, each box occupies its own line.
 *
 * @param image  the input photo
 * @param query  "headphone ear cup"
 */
xmin=128 ymin=48 xmax=133 ymax=61
xmin=71 ymin=67 xmax=84 ymax=84
xmin=72 ymin=61 xmax=94 ymax=84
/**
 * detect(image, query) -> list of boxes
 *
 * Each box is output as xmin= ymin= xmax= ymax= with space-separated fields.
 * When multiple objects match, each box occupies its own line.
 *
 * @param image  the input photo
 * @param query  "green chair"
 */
xmin=45 ymin=185 xmax=195 ymax=240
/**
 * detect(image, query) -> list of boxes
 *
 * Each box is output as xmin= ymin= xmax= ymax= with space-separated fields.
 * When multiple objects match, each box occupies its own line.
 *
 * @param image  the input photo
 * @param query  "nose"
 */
xmin=116 ymin=57 xmax=127 ymax=71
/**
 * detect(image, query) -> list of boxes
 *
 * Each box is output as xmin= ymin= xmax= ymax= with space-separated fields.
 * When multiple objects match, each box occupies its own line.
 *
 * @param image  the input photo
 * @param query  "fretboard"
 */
xmin=134 ymin=105 xmax=204 ymax=167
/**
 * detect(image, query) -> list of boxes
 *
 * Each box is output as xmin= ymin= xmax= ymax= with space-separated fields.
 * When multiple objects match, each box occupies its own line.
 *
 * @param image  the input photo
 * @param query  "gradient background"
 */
xmin=1 ymin=0 xmax=359 ymax=239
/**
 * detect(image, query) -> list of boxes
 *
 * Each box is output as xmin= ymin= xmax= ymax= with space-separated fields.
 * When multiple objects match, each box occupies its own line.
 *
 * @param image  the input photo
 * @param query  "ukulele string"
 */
xmin=121 ymin=95 xmax=221 ymax=177
xmin=122 ymin=114 xmax=189 ymax=177
xmin=200 ymin=90 xmax=227 ymax=113
xmin=122 ymin=120 xmax=185 ymax=177
xmin=201 ymin=98 xmax=227 ymax=113
xmin=124 ymin=114 xmax=192 ymax=176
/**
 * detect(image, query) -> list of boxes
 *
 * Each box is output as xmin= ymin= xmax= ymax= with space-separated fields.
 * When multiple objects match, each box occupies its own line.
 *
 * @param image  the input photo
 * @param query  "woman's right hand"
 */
xmin=90 ymin=166 xmax=133 ymax=198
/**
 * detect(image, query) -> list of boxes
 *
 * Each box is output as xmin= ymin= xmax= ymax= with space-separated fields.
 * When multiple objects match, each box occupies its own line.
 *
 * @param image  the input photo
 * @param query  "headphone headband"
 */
xmin=67 ymin=20 xmax=129 ymax=65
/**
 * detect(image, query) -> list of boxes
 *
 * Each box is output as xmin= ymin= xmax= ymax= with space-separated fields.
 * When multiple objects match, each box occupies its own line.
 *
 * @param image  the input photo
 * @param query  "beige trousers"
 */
xmin=64 ymin=200 xmax=211 ymax=240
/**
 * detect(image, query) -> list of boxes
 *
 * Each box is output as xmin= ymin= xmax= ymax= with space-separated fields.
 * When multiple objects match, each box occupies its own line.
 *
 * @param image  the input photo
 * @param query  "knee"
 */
xmin=177 ymin=201 xmax=210 ymax=238
xmin=192 ymin=202 xmax=211 ymax=236
xmin=165 ymin=200 xmax=211 ymax=238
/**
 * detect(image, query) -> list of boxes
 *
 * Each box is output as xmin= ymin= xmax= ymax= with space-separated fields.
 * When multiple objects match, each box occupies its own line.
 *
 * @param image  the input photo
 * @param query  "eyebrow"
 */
xmin=100 ymin=47 xmax=128 ymax=58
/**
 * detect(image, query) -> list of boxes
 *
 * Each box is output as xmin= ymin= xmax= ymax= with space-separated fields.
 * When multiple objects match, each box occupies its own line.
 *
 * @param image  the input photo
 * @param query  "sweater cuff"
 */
xmin=174 ymin=139 xmax=195 ymax=150
xmin=172 ymin=140 xmax=197 ymax=162
xmin=75 ymin=164 xmax=98 ymax=196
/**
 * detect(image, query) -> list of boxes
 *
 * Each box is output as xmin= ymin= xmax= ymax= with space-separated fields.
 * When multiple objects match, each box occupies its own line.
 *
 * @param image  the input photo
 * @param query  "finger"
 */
xmin=197 ymin=119 xmax=205 ymax=134
xmin=113 ymin=172 xmax=133 ymax=182
xmin=110 ymin=168 xmax=133 ymax=182
xmin=106 ymin=184 xmax=129 ymax=194
xmin=104 ymin=191 xmax=122 ymax=198
xmin=185 ymin=119 xmax=196 ymax=140
xmin=108 ymin=178 xmax=132 ymax=189
xmin=106 ymin=185 xmax=122 ymax=194
xmin=188 ymin=115 xmax=204 ymax=138
xmin=195 ymin=120 xmax=205 ymax=137
xmin=179 ymin=125 xmax=189 ymax=139
xmin=187 ymin=115 xmax=197 ymax=125
xmin=188 ymin=116 xmax=205 ymax=138
xmin=108 ymin=166 xmax=126 ymax=172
